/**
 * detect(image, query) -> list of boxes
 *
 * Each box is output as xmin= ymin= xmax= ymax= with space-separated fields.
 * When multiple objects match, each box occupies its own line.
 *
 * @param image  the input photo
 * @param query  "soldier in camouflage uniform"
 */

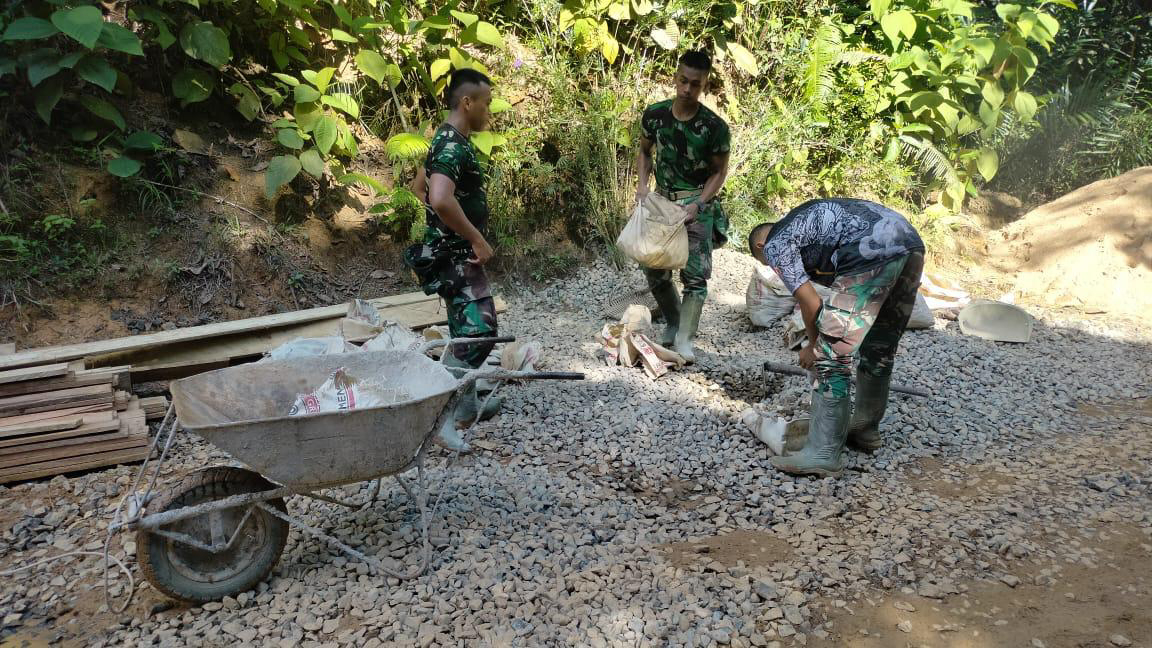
xmin=635 ymin=50 xmax=731 ymax=364
xmin=405 ymin=69 xmax=500 ymax=452
xmin=748 ymin=199 xmax=926 ymax=477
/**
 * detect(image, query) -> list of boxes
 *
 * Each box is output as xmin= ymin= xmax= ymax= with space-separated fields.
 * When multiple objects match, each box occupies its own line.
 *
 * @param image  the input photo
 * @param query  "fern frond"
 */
xmin=384 ymin=133 xmax=431 ymax=162
xmin=900 ymin=136 xmax=960 ymax=185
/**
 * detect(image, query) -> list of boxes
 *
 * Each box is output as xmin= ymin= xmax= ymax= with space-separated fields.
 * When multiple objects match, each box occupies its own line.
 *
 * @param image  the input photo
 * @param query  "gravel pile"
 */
xmin=2 ymin=249 xmax=1150 ymax=647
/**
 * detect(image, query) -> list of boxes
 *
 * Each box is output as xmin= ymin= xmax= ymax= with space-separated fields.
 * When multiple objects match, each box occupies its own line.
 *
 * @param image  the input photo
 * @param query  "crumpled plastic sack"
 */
xmin=288 ymin=367 xmax=411 ymax=416
xmin=362 ymin=323 xmax=422 ymax=352
xmin=264 ymin=336 xmax=358 ymax=362
xmin=616 ymin=193 xmax=689 ymax=270
xmin=746 ymin=265 xmax=796 ymax=327
xmin=342 ymin=298 xmax=387 ymax=340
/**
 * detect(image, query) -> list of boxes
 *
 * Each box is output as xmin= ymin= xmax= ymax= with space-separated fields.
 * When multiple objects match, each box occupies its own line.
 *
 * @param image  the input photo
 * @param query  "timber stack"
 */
xmin=0 ymin=292 xmax=503 ymax=485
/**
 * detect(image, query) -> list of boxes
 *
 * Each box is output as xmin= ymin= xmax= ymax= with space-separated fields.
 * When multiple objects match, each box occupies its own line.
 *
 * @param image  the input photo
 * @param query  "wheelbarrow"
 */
xmin=109 ymin=338 xmax=582 ymax=603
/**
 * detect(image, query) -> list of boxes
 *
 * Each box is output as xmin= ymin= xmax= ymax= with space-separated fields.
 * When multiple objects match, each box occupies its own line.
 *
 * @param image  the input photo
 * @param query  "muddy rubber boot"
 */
xmin=474 ymin=390 xmax=505 ymax=422
xmin=650 ymin=280 xmax=681 ymax=346
xmin=674 ymin=294 xmax=704 ymax=364
xmin=770 ymin=391 xmax=850 ymax=477
xmin=847 ymin=371 xmax=891 ymax=453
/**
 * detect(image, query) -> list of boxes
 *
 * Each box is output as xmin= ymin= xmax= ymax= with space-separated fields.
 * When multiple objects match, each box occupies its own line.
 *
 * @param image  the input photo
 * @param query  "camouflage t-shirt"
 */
xmin=423 ymin=123 xmax=487 ymax=250
xmin=641 ymin=99 xmax=731 ymax=193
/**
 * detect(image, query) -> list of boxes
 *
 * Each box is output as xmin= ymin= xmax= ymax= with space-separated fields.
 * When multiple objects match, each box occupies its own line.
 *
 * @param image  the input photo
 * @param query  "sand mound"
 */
xmin=986 ymin=166 xmax=1152 ymax=318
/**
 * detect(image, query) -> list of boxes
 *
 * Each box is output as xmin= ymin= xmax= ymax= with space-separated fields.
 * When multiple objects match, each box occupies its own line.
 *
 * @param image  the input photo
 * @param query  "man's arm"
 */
xmin=427 ymin=173 xmax=493 ymax=265
xmin=794 ymin=281 xmax=823 ymax=368
xmin=683 ymin=152 xmax=730 ymax=223
xmin=410 ymin=166 xmax=427 ymax=196
xmin=635 ymin=136 xmax=654 ymax=202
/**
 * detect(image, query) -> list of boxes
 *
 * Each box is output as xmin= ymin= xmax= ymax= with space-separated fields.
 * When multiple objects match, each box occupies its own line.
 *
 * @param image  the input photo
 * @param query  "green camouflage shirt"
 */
xmin=641 ymin=99 xmax=731 ymax=193
xmin=423 ymin=123 xmax=487 ymax=251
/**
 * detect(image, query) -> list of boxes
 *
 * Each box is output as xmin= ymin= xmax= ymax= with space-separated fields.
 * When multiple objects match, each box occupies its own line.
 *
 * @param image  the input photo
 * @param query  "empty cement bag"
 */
xmin=616 ymin=193 xmax=689 ymax=270
xmin=959 ymin=300 xmax=1034 ymax=343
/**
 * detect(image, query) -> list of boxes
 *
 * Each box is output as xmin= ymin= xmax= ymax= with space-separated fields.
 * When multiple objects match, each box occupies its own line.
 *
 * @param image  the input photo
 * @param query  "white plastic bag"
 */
xmin=264 ymin=336 xmax=358 ymax=362
xmin=906 ymin=293 xmax=935 ymax=329
xmin=361 ymin=323 xmax=422 ymax=352
xmin=288 ymin=367 xmax=411 ymax=416
xmin=616 ymin=193 xmax=689 ymax=270
xmin=746 ymin=266 xmax=796 ymax=327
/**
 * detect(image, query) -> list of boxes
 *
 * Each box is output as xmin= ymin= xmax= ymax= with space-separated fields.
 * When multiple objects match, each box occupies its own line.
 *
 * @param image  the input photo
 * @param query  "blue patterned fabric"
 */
xmin=761 ymin=199 xmax=925 ymax=294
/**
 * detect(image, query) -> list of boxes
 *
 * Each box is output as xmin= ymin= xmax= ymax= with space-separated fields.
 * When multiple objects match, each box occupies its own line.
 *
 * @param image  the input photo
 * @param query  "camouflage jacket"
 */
xmin=423 ymin=123 xmax=488 ymax=255
xmin=640 ymin=99 xmax=731 ymax=193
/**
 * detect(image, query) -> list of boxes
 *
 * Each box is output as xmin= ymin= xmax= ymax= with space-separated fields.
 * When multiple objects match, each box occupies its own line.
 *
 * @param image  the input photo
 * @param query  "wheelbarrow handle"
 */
xmin=763 ymin=361 xmax=931 ymax=398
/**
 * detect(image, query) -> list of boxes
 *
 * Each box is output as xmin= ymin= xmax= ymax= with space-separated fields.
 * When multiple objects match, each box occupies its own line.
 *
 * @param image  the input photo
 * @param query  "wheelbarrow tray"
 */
xmin=170 ymin=350 xmax=459 ymax=489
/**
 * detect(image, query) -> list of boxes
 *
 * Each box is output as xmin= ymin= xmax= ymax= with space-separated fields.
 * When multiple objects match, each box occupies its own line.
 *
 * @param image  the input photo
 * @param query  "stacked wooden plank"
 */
xmin=0 ymin=362 xmax=168 ymax=484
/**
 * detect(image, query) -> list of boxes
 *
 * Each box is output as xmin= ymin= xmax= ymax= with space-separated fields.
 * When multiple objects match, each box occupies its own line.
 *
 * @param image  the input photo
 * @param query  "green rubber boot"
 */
xmin=770 ymin=391 xmax=850 ymax=477
xmin=435 ymin=354 xmax=503 ymax=452
xmin=847 ymin=371 xmax=891 ymax=453
xmin=674 ymin=294 xmax=704 ymax=364
xmin=649 ymin=279 xmax=681 ymax=346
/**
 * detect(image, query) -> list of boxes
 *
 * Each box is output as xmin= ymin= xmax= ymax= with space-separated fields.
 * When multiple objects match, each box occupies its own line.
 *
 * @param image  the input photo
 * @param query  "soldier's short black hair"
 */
xmin=748 ymin=221 xmax=777 ymax=258
xmin=679 ymin=50 xmax=712 ymax=73
xmin=447 ymin=69 xmax=493 ymax=109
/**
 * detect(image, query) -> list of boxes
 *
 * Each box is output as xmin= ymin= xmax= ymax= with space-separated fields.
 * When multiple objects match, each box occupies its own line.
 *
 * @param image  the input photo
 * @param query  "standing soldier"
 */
xmin=406 ymin=69 xmax=501 ymax=452
xmin=635 ymin=50 xmax=732 ymax=363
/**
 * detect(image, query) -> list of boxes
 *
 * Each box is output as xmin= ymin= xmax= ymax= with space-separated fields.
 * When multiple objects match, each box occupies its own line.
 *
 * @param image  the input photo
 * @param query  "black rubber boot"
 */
xmin=770 ymin=391 xmax=850 ymax=477
xmin=847 ymin=371 xmax=891 ymax=453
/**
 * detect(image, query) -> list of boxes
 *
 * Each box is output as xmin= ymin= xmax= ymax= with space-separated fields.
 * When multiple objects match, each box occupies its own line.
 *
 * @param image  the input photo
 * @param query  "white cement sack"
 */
xmin=616 ymin=193 xmax=689 ymax=270
xmin=288 ymin=367 xmax=411 ymax=416
xmin=907 ymin=293 xmax=935 ymax=329
xmin=362 ymin=323 xmax=422 ymax=352
xmin=264 ymin=336 xmax=358 ymax=362
xmin=746 ymin=265 xmax=796 ymax=327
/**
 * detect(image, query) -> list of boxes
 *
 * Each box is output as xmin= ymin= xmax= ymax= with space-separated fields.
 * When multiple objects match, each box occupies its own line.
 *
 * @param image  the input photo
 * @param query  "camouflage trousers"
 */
xmin=446 ymin=294 xmax=498 ymax=367
xmin=644 ymin=199 xmax=727 ymax=299
xmin=812 ymin=251 xmax=925 ymax=398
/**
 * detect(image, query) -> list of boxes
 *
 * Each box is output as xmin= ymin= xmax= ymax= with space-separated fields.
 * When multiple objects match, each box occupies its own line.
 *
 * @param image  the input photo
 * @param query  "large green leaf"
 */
xmin=301 ymin=68 xmax=335 ymax=93
xmin=107 ymin=155 xmax=142 ymax=178
xmin=51 ymin=6 xmax=104 ymax=49
xmin=98 ymin=23 xmax=143 ymax=55
xmin=132 ymin=6 xmax=175 ymax=49
xmin=179 ymin=21 xmax=231 ymax=69
xmin=299 ymin=148 xmax=325 ymax=177
xmin=322 ymin=93 xmax=360 ymax=118
xmin=229 ymin=83 xmax=261 ymax=120
xmin=124 ymin=131 xmax=165 ymax=151
xmin=2 ymin=17 xmax=59 ymax=41
xmin=76 ymin=55 xmax=117 ymax=92
xmin=294 ymin=101 xmax=322 ymax=132
xmin=450 ymin=10 xmax=479 ymax=27
xmin=294 ymin=84 xmax=321 ymax=103
xmin=277 ymin=128 xmax=305 ymax=149
xmin=490 ymin=97 xmax=513 ymax=114
xmin=80 ymin=96 xmax=126 ymax=130
xmin=34 ymin=76 xmax=65 ymax=124
xmin=355 ymin=50 xmax=388 ymax=84
xmin=172 ymin=67 xmax=215 ymax=104
xmin=430 ymin=58 xmax=452 ymax=80
xmin=966 ymin=37 xmax=995 ymax=66
xmin=272 ymin=72 xmax=299 ymax=86
xmin=313 ymin=115 xmax=338 ymax=154
xmin=384 ymin=133 xmax=430 ymax=161
xmin=470 ymin=130 xmax=506 ymax=156
xmin=338 ymin=173 xmax=386 ymax=195
xmin=1012 ymin=90 xmax=1038 ymax=121
xmin=976 ymin=148 xmax=999 ymax=182
xmin=995 ymin=3 xmax=1022 ymax=21
xmin=470 ymin=21 xmax=504 ymax=48
xmin=869 ymin=0 xmax=891 ymax=21
xmin=23 ymin=48 xmax=62 ymax=87
xmin=980 ymin=81 xmax=1004 ymax=109
xmin=880 ymin=9 xmax=917 ymax=45
xmin=265 ymin=155 xmax=302 ymax=198
xmin=727 ymin=42 xmax=758 ymax=75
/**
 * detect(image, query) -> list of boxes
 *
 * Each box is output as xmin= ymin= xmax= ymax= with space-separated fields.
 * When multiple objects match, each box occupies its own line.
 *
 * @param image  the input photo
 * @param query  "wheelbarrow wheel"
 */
xmin=137 ymin=466 xmax=289 ymax=603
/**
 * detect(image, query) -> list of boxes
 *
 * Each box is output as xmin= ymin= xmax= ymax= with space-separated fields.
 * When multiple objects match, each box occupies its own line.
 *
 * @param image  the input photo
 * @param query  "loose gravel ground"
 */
xmin=2 ymin=249 xmax=1150 ymax=648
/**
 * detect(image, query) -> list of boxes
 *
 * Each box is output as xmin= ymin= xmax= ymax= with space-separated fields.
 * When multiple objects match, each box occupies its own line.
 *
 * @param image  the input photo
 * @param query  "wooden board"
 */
xmin=0 ymin=430 xmax=131 ymax=456
xmin=0 ymin=436 xmax=149 ymax=469
xmin=0 ymin=417 xmax=82 ymax=438
xmin=0 ymin=343 xmax=15 ymax=355
xmin=0 ymin=363 xmax=70 ymax=385
xmin=0 ymin=404 xmax=111 ymax=429
xmin=0 ymin=444 xmax=150 ymax=484
xmin=0 ymin=417 xmax=122 ymax=449
xmin=0 ymin=384 xmax=113 ymax=415
xmin=0 ymin=369 xmax=121 ymax=398
xmin=0 ymin=293 xmax=439 ymax=371
xmin=88 ymin=296 xmax=504 ymax=383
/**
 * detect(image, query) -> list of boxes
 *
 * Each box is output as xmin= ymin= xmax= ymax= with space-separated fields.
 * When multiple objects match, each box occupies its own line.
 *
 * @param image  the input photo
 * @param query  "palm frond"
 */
xmin=802 ymin=18 xmax=843 ymax=107
xmin=900 ymin=136 xmax=960 ymax=185
xmin=384 ymin=133 xmax=431 ymax=162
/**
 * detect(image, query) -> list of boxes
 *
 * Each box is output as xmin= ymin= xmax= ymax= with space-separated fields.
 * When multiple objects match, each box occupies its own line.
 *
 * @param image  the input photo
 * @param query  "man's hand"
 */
xmin=798 ymin=343 xmax=817 ymax=369
xmin=635 ymin=185 xmax=649 ymax=204
xmin=469 ymin=237 xmax=494 ymax=265
xmin=682 ymin=201 xmax=700 ymax=224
